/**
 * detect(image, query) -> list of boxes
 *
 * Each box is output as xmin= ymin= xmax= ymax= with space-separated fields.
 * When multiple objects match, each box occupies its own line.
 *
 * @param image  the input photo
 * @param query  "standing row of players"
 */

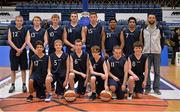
xmin=8 ymin=11 xmax=164 ymax=101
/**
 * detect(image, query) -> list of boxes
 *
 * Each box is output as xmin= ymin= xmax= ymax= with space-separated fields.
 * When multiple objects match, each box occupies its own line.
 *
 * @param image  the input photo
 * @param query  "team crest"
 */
xmin=88 ymin=29 xmax=93 ymax=34
xmin=50 ymin=32 xmax=54 ymax=37
xmin=31 ymin=32 xmax=35 ymax=38
xmin=132 ymin=61 xmax=136 ymax=67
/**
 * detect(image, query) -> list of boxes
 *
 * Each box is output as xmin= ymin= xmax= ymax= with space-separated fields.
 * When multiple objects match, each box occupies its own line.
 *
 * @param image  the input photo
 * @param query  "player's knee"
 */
xmin=109 ymin=86 xmax=116 ymax=92
xmin=29 ymin=79 xmax=34 ymax=85
xmin=129 ymin=76 xmax=135 ymax=82
xmin=90 ymin=76 xmax=96 ymax=83
xmin=46 ymin=76 xmax=52 ymax=83
xmin=69 ymin=72 xmax=75 ymax=79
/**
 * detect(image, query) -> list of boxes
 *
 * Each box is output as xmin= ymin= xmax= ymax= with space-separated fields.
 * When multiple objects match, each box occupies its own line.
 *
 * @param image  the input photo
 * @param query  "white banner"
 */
xmin=0 ymin=11 xmax=20 ymax=23
xmin=116 ymin=13 xmax=147 ymax=21
xmin=176 ymin=52 xmax=180 ymax=66
xmin=29 ymin=12 xmax=61 ymax=20
xmin=163 ymin=9 xmax=180 ymax=23
xmin=78 ymin=13 xmax=105 ymax=21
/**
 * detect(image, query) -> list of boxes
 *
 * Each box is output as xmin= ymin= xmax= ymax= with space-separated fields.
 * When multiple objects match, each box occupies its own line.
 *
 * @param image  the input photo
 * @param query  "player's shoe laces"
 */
xmin=27 ymin=95 xmax=33 ymax=102
xmin=9 ymin=85 xmax=15 ymax=93
xmin=45 ymin=94 xmax=52 ymax=102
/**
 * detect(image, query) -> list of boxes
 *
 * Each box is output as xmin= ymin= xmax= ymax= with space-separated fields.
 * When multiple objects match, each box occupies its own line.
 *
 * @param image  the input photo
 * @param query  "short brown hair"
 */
xmin=15 ymin=15 xmax=23 ymax=20
xmin=89 ymin=12 xmax=97 ymax=17
xmin=91 ymin=45 xmax=100 ymax=53
xmin=75 ymin=39 xmax=82 ymax=44
xmin=133 ymin=41 xmax=143 ymax=48
xmin=54 ymin=39 xmax=63 ymax=46
xmin=113 ymin=45 xmax=121 ymax=51
xmin=70 ymin=11 xmax=78 ymax=16
xmin=35 ymin=40 xmax=44 ymax=48
xmin=33 ymin=16 xmax=42 ymax=22
xmin=51 ymin=14 xmax=60 ymax=19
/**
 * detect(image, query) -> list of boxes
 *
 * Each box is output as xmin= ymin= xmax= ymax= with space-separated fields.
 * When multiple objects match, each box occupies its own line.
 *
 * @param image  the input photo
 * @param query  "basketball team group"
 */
xmin=7 ymin=11 xmax=164 ymax=102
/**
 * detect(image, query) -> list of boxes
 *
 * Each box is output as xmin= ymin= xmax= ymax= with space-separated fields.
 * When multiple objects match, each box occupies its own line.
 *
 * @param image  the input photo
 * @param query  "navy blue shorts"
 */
xmin=10 ymin=49 xmax=28 ymax=71
xmin=52 ymin=75 xmax=65 ymax=95
xmin=91 ymin=74 xmax=105 ymax=95
xmin=74 ymin=74 xmax=86 ymax=95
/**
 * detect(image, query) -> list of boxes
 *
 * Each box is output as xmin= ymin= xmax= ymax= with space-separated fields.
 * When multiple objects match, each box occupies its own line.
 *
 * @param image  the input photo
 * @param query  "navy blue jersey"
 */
xmin=123 ymin=28 xmax=140 ymax=56
xmin=129 ymin=54 xmax=147 ymax=77
xmin=108 ymin=56 xmax=126 ymax=80
xmin=31 ymin=54 xmax=48 ymax=79
xmin=50 ymin=52 xmax=68 ymax=77
xmin=86 ymin=23 xmax=102 ymax=49
xmin=47 ymin=26 xmax=64 ymax=53
xmin=104 ymin=27 xmax=121 ymax=52
xmin=9 ymin=26 xmax=27 ymax=52
xmin=65 ymin=24 xmax=82 ymax=44
xmin=90 ymin=57 xmax=105 ymax=74
xmin=29 ymin=27 xmax=46 ymax=47
xmin=71 ymin=51 xmax=88 ymax=74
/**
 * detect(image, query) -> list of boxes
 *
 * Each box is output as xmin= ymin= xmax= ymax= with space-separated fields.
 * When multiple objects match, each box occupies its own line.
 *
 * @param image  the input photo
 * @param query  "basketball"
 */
xmin=64 ymin=90 xmax=76 ymax=102
xmin=100 ymin=90 xmax=112 ymax=102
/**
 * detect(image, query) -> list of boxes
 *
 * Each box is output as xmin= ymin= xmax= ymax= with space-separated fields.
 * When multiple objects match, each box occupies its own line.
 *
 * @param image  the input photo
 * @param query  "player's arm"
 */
xmin=122 ymin=60 xmax=128 ymax=91
xmin=128 ymin=57 xmax=139 ymax=80
xmin=139 ymin=29 xmax=143 ymax=43
xmin=103 ymin=61 xmax=109 ymax=90
xmin=63 ymin=27 xmax=74 ymax=48
xmin=81 ymin=26 xmax=87 ymax=44
xmin=120 ymin=30 xmax=124 ymax=49
xmin=142 ymin=58 xmax=148 ymax=88
xmin=8 ymin=28 xmax=20 ymax=52
xmin=69 ymin=55 xmax=85 ymax=77
xmin=101 ymin=26 xmax=106 ymax=55
xmin=29 ymin=60 xmax=33 ymax=77
xmin=107 ymin=60 xmax=119 ymax=81
xmin=44 ymin=30 xmax=48 ymax=47
xmin=47 ymin=57 xmax=52 ymax=76
xmin=89 ymin=60 xmax=104 ymax=77
xmin=26 ymin=30 xmax=37 ymax=54
xmin=84 ymin=54 xmax=90 ymax=86
xmin=65 ymin=56 xmax=70 ymax=82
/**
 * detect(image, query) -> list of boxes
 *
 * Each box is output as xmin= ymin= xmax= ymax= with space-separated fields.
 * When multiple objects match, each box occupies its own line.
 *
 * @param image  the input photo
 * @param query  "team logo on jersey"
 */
xmin=74 ymin=59 xmax=78 ymax=64
xmin=31 ymin=33 xmax=35 ymax=38
xmin=34 ymin=61 xmax=38 ymax=66
xmin=50 ymin=32 xmax=54 ymax=37
xmin=126 ymin=33 xmax=129 ymax=38
xmin=106 ymin=33 xmax=111 ymax=38
xmin=68 ymin=28 xmax=72 ymax=33
xmin=88 ymin=29 xmax=93 ymax=34
xmin=12 ymin=32 xmax=18 ymax=38
xmin=132 ymin=61 xmax=136 ymax=67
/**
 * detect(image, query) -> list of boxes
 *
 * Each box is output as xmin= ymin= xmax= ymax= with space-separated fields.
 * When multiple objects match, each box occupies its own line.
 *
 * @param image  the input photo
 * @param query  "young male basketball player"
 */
xmin=8 ymin=15 xmax=28 ymax=93
xmin=45 ymin=39 xmax=69 ymax=102
xmin=69 ymin=39 xmax=89 ymax=97
xmin=89 ymin=45 xmax=108 ymax=100
xmin=64 ymin=12 xmax=83 ymax=53
xmin=127 ymin=41 xmax=148 ymax=100
xmin=26 ymin=16 xmax=47 ymax=67
xmin=27 ymin=41 xmax=48 ymax=102
xmin=46 ymin=14 xmax=64 ymax=55
xmin=107 ymin=45 xmax=128 ymax=99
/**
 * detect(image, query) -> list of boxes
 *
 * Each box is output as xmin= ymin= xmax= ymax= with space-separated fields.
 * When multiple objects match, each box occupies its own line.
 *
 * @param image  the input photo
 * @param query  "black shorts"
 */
xmin=91 ymin=74 xmax=105 ymax=95
xmin=134 ymin=76 xmax=144 ymax=94
xmin=108 ymin=78 xmax=125 ymax=99
xmin=52 ymin=75 xmax=66 ymax=95
xmin=74 ymin=74 xmax=86 ymax=95
xmin=10 ymin=49 xmax=28 ymax=71
xmin=29 ymin=73 xmax=46 ymax=98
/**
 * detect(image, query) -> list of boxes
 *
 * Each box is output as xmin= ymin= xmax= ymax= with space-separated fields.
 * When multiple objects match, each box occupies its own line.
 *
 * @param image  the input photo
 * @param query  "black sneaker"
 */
xmin=89 ymin=92 xmax=96 ymax=100
xmin=22 ymin=85 xmax=27 ymax=93
xmin=154 ymin=90 xmax=161 ymax=95
xmin=38 ymin=96 xmax=46 ymax=101
xmin=145 ymin=89 xmax=151 ymax=94
xmin=9 ymin=85 xmax=15 ymax=93
xmin=27 ymin=95 xmax=33 ymax=102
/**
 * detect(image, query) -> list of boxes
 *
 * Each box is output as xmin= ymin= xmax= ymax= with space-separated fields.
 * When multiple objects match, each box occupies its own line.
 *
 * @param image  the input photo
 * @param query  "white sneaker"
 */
xmin=127 ymin=93 xmax=133 ymax=100
xmin=112 ymin=92 xmax=117 ymax=99
xmin=45 ymin=94 xmax=52 ymax=102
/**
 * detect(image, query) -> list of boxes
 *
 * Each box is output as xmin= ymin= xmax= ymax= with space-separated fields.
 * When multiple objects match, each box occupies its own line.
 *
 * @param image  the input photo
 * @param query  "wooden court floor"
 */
xmin=0 ymin=66 xmax=179 ymax=111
